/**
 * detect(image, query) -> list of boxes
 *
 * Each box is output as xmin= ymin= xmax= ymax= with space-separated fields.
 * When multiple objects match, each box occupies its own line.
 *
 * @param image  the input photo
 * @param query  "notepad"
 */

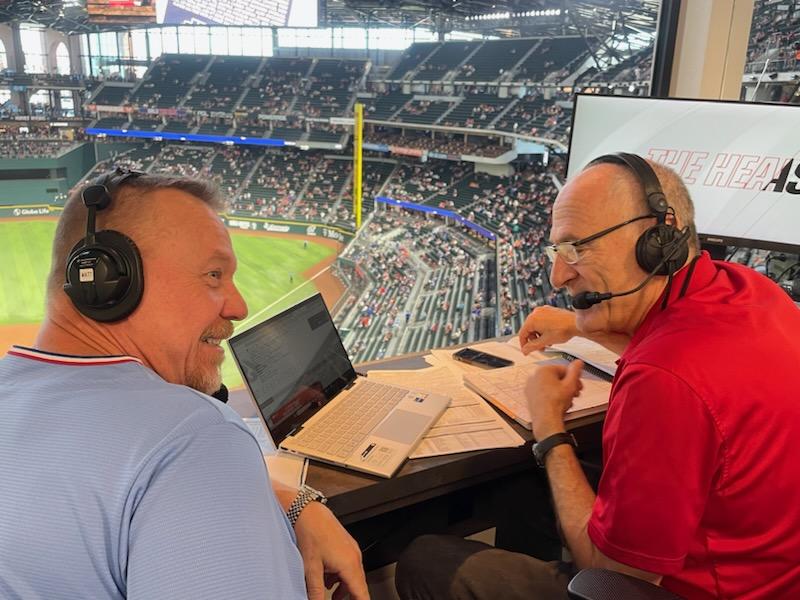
xmin=546 ymin=337 xmax=619 ymax=379
xmin=463 ymin=360 xmax=611 ymax=430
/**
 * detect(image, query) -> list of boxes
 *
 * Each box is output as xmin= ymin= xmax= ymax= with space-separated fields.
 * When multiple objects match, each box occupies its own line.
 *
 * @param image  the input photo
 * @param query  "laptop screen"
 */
xmin=228 ymin=294 xmax=356 ymax=444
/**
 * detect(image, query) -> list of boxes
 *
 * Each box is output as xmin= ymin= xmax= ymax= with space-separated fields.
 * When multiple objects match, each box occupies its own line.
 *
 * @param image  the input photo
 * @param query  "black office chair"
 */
xmin=567 ymin=569 xmax=683 ymax=600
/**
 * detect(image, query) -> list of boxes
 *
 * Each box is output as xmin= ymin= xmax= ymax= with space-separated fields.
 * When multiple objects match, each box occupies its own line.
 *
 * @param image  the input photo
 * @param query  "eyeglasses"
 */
xmin=545 ymin=214 xmax=656 ymax=265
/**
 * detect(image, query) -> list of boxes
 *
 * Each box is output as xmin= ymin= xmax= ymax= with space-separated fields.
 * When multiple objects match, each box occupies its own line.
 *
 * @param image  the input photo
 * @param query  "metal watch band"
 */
xmin=532 ymin=432 xmax=578 ymax=468
xmin=286 ymin=485 xmax=327 ymax=527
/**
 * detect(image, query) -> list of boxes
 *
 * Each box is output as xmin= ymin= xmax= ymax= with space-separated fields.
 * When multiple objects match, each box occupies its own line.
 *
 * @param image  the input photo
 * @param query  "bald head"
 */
xmin=577 ymin=157 xmax=700 ymax=254
xmin=47 ymin=173 xmax=223 ymax=303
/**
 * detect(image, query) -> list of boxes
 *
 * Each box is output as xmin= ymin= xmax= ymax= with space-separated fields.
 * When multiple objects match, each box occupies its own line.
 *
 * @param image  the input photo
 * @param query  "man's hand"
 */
xmin=294 ymin=501 xmax=370 ymax=600
xmin=518 ymin=306 xmax=577 ymax=355
xmin=526 ymin=359 xmax=584 ymax=441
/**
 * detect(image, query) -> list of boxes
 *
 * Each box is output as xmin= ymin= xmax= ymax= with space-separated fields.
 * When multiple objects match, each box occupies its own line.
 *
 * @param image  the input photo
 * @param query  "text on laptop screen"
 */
xmin=229 ymin=295 xmax=356 ymax=444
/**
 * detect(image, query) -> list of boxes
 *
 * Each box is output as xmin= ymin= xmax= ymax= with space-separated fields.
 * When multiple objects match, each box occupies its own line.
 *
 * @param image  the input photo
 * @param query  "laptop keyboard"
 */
xmin=293 ymin=381 xmax=409 ymax=459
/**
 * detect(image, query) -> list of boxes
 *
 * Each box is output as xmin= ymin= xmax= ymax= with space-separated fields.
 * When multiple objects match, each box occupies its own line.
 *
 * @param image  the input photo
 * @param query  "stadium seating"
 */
xmin=91 ymin=84 xmax=131 ymax=106
xmin=196 ymin=119 xmax=232 ymax=135
xmin=415 ymin=41 xmax=480 ymax=79
xmin=162 ymin=119 xmax=194 ymax=133
xmin=440 ymin=93 xmax=513 ymax=128
xmin=388 ymin=43 xmax=441 ymax=79
xmin=184 ymin=56 xmax=262 ymax=112
xmin=517 ymin=37 xmax=587 ymax=82
xmin=238 ymin=57 xmax=311 ymax=116
xmin=208 ymin=146 xmax=260 ymax=198
xmin=746 ymin=0 xmax=800 ymax=72
xmin=334 ymin=210 xmax=498 ymax=362
xmin=129 ymin=54 xmax=209 ymax=109
xmin=300 ymin=59 xmax=366 ymax=119
xmin=393 ymin=99 xmax=456 ymax=125
xmin=128 ymin=117 xmax=161 ymax=131
xmin=363 ymin=89 xmax=413 ymax=120
xmin=150 ymin=144 xmax=214 ymax=178
xmin=457 ymin=38 xmax=535 ymax=82
xmin=0 ymin=140 xmax=76 ymax=158
xmin=94 ymin=116 xmax=130 ymax=129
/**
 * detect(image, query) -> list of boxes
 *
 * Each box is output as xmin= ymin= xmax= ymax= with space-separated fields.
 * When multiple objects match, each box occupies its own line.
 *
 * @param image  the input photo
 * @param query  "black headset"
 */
xmin=63 ymin=168 xmax=145 ymax=322
xmin=588 ymin=152 xmax=690 ymax=277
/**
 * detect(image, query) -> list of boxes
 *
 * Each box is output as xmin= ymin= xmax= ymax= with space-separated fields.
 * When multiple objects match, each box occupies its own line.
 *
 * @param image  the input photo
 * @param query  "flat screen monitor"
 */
xmin=567 ymin=94 xmax=800 ymax=253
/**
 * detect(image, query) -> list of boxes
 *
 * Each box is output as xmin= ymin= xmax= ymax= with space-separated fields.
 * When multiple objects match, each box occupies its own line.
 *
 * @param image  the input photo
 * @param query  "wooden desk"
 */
xmin=229 ymin=349 xmax=605 ymax=527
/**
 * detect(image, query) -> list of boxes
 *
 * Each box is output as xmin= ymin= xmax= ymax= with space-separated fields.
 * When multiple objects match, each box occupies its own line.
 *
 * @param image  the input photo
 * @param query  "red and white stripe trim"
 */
xmin=8 ymin=346 xmax=143 ymax=367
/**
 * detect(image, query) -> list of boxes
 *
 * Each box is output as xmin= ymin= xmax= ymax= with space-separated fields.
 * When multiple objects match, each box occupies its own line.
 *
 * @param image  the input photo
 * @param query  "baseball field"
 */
xmin=0 ymin=219 xmax=344 ymax=389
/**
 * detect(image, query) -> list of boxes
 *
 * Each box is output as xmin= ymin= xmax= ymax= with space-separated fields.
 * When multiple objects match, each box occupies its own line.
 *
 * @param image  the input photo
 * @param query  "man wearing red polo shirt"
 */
xmin=395 ymin=155 xmax=800 ymax=599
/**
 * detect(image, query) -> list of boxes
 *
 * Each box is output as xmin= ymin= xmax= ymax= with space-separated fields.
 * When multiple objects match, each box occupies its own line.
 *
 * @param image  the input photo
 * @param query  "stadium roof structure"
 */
xmin=0 ymin=0 xmax=660 ymax=38
xmin=327 ymin=0 xmax=660 ymax=38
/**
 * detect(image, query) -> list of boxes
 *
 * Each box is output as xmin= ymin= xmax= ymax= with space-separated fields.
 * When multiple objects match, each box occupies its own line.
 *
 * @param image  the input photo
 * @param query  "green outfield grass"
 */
xmin=0 ymin=220 xmax=335 ymax=389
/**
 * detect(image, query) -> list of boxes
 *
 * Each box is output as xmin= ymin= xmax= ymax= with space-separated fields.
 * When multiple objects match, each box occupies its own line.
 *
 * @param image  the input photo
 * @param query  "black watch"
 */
xmin=532 ymin=432 xmax=578 ymax=467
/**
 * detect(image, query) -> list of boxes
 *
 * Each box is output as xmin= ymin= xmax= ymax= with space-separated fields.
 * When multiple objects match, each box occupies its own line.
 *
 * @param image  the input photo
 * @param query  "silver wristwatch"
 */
xmin=286 ymin=484 xmax=327 ymax=527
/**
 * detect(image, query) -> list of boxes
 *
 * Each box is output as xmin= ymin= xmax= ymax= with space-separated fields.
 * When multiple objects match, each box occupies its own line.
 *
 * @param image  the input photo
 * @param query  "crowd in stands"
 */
xmin=366 ymin=129 xmax=508 ymax=158
xmin=335 ymin=210 xmax=496 ymax=362
xmin=0 ymin=139 xmax=76 ymax=158
xmin=746 ymin=0 xmax=800 ymax=72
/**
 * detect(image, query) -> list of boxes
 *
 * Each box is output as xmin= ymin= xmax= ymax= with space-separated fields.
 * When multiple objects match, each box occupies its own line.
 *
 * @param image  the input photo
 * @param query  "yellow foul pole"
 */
xmin=353 ymin=102 xmax=364 ymax=229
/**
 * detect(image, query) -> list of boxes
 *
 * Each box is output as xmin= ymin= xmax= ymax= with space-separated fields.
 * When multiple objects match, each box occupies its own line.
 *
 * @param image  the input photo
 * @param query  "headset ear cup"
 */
xmin=63 ymin=230 xmax=144 ymax=322
xmin=635 ymin=224 xmax=689 ymax=276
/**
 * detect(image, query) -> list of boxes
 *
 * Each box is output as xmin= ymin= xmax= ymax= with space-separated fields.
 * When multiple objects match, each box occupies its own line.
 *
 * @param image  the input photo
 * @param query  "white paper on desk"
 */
xmin=242 ymin=417 xmax=307 ymax=488
xmin=424 ymin=353 xmax=443 ymax=367
xmin=464 ymin=360 xmax=611 ymax=430
xmin=265 ymin=452 xmax=307 ymax=488
xmin=546 ymin=337 xmax=619 ymax=376
xmin=366 ymin=365 xmax=525 ymax=458
xmin=429 ymin=340 xmax=541 ymax=380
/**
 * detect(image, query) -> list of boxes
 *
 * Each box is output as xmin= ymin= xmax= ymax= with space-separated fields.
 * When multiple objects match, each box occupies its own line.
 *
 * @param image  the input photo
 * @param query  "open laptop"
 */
xmin=228 ymin=294 xmax=450 ymax=478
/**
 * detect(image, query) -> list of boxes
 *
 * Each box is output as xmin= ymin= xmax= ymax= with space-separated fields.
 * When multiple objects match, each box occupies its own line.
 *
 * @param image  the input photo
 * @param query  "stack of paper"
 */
xmin=463 ymin=361 xmax=611 ymax=430
xmin=546 ymin=337 xmax=619 ymax=377
xmin=366 ymin=365 xmax=525 ymax=458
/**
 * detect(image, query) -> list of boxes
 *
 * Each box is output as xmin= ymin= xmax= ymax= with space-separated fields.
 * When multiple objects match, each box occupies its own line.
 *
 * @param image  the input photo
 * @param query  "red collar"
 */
xmin=8 ymin=346 xmax=143 ymax=367
xmin=623 ymin=251 xmax=716 ymax=360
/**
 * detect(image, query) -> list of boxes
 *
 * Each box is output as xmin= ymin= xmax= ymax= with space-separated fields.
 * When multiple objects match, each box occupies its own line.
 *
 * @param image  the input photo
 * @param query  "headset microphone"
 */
xmin=572 ymin=226 xmax=692 ymax=310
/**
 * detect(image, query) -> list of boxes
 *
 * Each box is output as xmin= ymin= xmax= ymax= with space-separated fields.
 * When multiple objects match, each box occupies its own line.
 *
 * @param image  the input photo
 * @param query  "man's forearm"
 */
xmin=271 ymin=479 xmax=299 ymax=511
xmin=542 ymin=444 xmax=598 ymax=569
xmin=584 ymin=331 xmax=630 ymax=356
xmin=543 ymin=445 xmax=662 ymax=584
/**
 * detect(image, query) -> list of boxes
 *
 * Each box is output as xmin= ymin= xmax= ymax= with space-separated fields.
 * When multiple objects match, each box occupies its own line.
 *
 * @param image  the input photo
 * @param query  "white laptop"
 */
xmin=229 ymin=294 xmax=450 ymax=478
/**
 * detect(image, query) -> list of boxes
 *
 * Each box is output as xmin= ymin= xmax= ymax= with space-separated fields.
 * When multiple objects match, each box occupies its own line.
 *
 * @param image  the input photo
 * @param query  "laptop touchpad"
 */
xmin=372 ymin=410 xmax=430 ymax=444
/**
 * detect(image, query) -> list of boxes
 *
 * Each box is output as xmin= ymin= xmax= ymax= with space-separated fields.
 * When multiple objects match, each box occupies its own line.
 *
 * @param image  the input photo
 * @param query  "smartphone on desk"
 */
xmin=453 ymin=347 xmax=514 ymax=369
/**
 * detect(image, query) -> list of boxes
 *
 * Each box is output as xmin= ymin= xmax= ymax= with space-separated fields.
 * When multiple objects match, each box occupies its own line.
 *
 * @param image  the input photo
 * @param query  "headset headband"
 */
xmin=588 ymin=152 xmax=669 ymax=221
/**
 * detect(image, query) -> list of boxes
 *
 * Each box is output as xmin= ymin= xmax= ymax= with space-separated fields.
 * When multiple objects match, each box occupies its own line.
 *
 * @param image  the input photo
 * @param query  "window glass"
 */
xmin=336 ymin=27 xmax=367 ymax=49
xmin=178 ymin=26 xmax=196 ymax=53
xmin=368 ymin=28 xmax=413 ymax=51
xmin=162 ymin=27 xmax=179 ymax=54
xmin=130 ymin=29 xmax=149 ymax=60
xmin=228 ymin=27 xmax=244 ymax=55
xmin=20 ymin=25 xmax=47 ymax=73
xmin=262 ymin=28 xmax=274 ymax=56
xmin=241 ymin=28 xmax=263 ymax=56
xmin=194 ymin=26 xmax=211 ymax=54
xmin=148 ymin=28 xmax=163 ymax=59
xmin=59 ymin=90 xmax=74 ymax=116
xmin=210 ymin=26 xmax=229 ymax=54
xmin=55 ymin=43 xmax=71 ymax=74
